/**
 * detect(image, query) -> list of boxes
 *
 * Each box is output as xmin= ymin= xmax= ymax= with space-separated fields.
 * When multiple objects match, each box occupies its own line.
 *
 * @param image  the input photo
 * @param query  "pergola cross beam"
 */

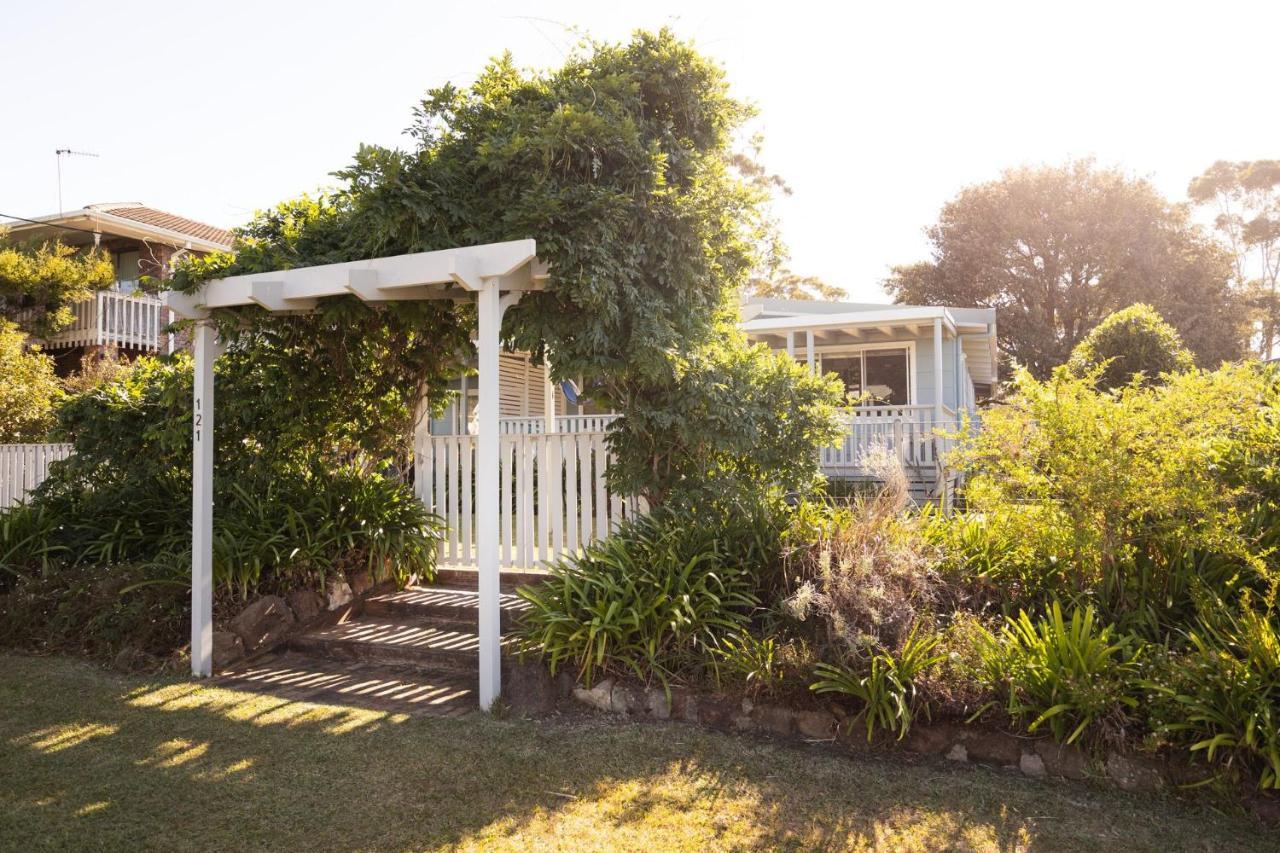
xmin=162 ymin=240 xmax=545 ymax=711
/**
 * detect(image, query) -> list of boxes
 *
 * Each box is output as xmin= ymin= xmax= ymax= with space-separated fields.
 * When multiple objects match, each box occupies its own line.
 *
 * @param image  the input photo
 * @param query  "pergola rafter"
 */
xmin=162 ymin=239 xmax=545 ymax=710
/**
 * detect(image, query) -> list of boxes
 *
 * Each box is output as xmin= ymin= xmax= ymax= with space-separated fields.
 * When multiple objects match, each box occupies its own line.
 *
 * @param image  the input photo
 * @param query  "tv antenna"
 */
xmin=55 ymin=148 xmax=99 ymax=215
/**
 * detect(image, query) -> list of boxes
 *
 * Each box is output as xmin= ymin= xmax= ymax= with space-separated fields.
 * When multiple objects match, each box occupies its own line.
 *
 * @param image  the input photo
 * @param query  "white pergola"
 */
xmin=162 ymin=239 xmax=547 ymax=710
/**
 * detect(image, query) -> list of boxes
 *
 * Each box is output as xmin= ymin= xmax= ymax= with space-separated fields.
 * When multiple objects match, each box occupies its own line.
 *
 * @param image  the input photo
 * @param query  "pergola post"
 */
xmin=475 ymin=280 xmax=502 ymax=709
xmin=191 ymin=320 xmax=216 ymax=677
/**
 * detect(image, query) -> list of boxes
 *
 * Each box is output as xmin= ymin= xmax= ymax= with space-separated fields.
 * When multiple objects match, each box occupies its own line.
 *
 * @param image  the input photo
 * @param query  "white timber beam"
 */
xmin=248 ymin=280 xmax=319 ymax=313
xmin=345 ymin=269 xmax=470 ymax=303
xmin=171 ymin=241 xmax=539 ymax=309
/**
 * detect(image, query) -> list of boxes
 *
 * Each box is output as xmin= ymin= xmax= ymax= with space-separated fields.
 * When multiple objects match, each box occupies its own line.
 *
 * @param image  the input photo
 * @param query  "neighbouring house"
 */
xmin=425 ymin=294 xmax=998 ymax=499
xmin=4 ymin=203 xmax=233 ymax=374
xmin=740 ymin=297 xmax=997 ymax=496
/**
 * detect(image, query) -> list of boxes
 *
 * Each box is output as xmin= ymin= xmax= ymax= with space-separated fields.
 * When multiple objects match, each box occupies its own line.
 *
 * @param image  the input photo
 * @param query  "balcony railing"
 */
xmin=43 ymin=291 xmax=170 ymax=351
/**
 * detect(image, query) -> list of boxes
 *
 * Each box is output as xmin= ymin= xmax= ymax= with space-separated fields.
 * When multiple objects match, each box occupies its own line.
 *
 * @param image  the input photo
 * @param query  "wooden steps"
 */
xmin=215 ymin=651 xmax=477 ymax=717
xmin=362 ymin=586 xmax=530 ymax=631
xmin=433 ymin=566 xmax=551 ymax=592
xmin=218 ymin=578 xmax=538 ymax=716
xmin=286 ymin=615 xmax=498 ymax=676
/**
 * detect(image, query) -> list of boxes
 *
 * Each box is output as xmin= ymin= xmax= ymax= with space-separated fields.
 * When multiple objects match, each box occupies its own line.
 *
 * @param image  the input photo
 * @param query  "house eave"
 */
xmin=2 ymin=209 xmax=233 ymax=253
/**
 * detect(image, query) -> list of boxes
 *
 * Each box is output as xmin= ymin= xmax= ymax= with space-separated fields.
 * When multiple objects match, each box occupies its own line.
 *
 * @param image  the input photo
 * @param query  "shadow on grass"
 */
xmin=0 ymin=654 xmax=1270 ymax=851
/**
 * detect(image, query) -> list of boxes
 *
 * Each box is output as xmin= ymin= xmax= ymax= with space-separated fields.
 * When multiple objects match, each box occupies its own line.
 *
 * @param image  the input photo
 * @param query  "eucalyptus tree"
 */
xmin=1188 ymin=160 xmax=1280 ymax=357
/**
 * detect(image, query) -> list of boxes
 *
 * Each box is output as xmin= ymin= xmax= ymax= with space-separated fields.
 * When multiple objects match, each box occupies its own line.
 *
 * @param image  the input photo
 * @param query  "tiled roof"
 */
xmin=88 ymin=203 xmax=233 ymax=248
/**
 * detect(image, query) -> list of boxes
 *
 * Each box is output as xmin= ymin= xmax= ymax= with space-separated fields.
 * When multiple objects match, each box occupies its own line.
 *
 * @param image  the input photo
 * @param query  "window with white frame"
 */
xmin=114 ymin=250 xmax=140 ymax=294
xmin=818 ymin=346 xmax=912 ymax=405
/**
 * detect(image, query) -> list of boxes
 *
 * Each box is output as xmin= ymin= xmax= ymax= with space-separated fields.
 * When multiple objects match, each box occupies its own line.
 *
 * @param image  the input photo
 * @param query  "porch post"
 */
xmin=805 ymin=330 xmax=815 ymax=373
xmin=786 ymin=331 xmax=795 ymax=358
xmin=191 ymin=321 xmax=215 ymax=677
xmin=932 ymin=318 xmax=944 ymax=426
xmin=475 ymin=280 xmax=502 ymax=709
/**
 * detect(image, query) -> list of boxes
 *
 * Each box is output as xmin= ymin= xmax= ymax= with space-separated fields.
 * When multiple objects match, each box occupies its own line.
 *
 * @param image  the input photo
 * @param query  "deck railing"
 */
xmin=488 ymin=406 xmax=966 ymax=477
xmin=41 ymin=291 xmax=170 ymax=351
xmin=497 ymin=414 xmax=619 ymax=435
xmin=820 ymin=405 xmax=962 ymax=474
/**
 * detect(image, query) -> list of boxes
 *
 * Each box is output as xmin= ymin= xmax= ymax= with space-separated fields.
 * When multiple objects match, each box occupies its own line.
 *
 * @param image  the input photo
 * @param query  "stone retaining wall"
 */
xmin=498 ymin=667 xmax=1279 ymax=824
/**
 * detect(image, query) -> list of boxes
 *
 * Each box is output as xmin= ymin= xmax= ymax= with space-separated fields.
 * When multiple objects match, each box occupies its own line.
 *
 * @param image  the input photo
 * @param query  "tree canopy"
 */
xmin=745 ymin=268 xmax=845 ymax=301
xmin=167 ymin=30 xmax=842 ymax=505
xmin=0 ymin=320 xmax=61 ymax=442
xmin=885 ymin=160 xmax=1246 ymax=377
xmin=1067 ymin=303 xmax=1195 ymax=390
xmin=1188 ymin=160 xmax=1280 ymax=357
xmin=0 ymin=239 xmax=114 ymax=338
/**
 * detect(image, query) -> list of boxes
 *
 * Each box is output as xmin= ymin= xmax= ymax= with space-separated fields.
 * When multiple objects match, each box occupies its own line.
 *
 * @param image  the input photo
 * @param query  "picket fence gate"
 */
xmin=0 ymin=444 xmax=72 ymax=509
xmin=415 ymin=431 xmax=647 ymax=568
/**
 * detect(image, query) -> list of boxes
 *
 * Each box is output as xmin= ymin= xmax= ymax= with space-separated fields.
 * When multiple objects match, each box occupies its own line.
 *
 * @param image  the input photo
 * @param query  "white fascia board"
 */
xmin=181 ymin=240 xmax=540 ymax=311
xmin=740 ymin=306 xmax=962 ymax=336
xmin=88 ymin=210 xmax=233 ymax=252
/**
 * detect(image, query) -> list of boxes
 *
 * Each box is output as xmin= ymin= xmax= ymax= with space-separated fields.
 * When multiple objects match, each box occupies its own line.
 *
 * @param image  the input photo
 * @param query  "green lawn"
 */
xmin=0 ymin=654 xmax=1272 ymax=852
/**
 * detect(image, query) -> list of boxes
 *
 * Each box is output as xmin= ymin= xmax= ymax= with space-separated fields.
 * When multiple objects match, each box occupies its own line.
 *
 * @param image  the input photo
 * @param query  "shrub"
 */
xmin=784 ymin=451 xmax=954 ymax=657
xmin=0 ymin=319 xmax=62 ymax=442
xmin=953 ymin=363 xmax=1272 ymax=628
xmin=976 ymin=601 xmax=1142 ymax=745
xmin=606 ymin=330 xmax=844 ymax=509
xmin=4 ymin=465 xmax=439 ymax=598
xmin=710 ymin=630 xmax=789 ymax=697
xmin=812 ymin=625 xmax=945 ymax=740
xmin=1148 ymin=597 xmax=1280 ymax=788
xmin=922 ymin=503 xmax=1074 ymax=614
xmin=1067 ymin=303 xmax=1195 ymax=389
xmin=0 ymin=561 xmax=188 ymax=664
xmin=0 ymin=504 xmax=65 ymax=590
xmin=516 ymin=507 xmax=768 ymax=688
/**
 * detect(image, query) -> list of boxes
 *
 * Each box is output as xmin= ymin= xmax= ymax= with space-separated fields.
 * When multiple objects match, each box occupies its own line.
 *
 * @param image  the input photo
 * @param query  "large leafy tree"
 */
xmin=885 ymin=160 xmax=1246 ymax=377
xmin=1188 ymin=160 xmax=1280 ymax=357
xmin=0 ymin=239 xmax=114 ymax=337
xmin=173 ymin=30 xmax=841 ymax=505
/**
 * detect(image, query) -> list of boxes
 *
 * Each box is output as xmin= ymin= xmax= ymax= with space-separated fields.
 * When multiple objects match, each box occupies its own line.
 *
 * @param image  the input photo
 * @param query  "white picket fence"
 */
xmin=0 ymin=444 xmax=72 ymax=509
xmin=415 ymin=431 xmax=647 ymax=568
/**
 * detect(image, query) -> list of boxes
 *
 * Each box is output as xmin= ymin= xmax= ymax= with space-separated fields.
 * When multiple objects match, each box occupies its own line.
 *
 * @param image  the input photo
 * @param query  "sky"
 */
xmin=3 ymin=0 xmax=1278 ymax=301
